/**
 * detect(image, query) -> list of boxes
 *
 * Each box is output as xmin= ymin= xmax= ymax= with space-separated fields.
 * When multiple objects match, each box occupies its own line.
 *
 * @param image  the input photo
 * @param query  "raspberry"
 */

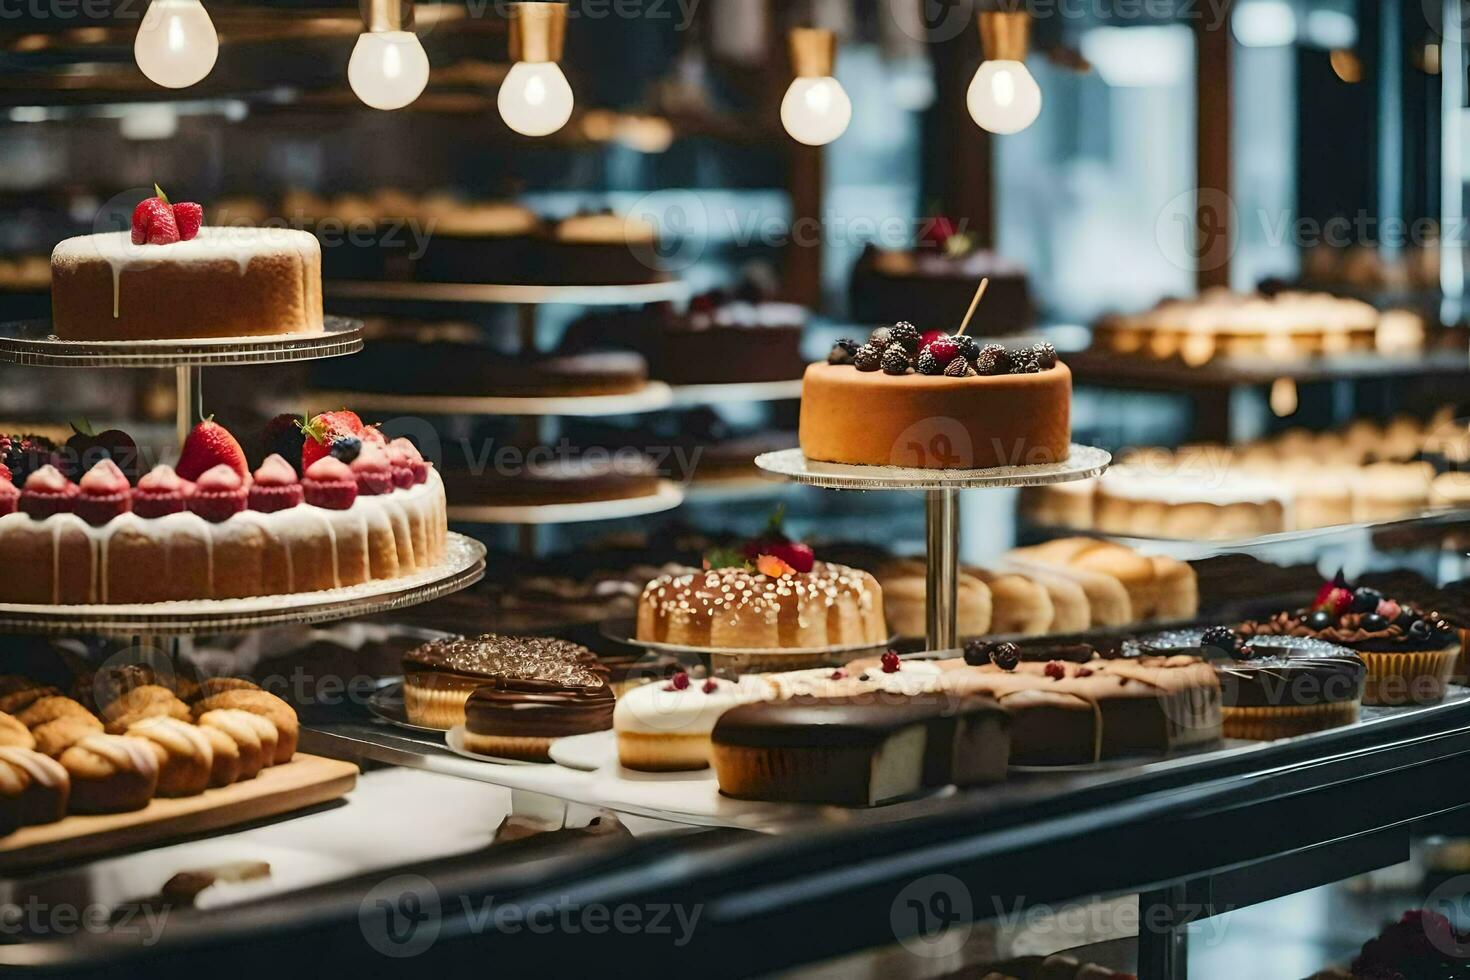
xmin=131 ymin=197 xmax=179 ymax=246
xmin=667 ymin=672 xmax=691 ymax=691
xmin=974 ymin=344 xmax=1011 ymax=375
xmin=702 ymin=679 xmax=718 ymax=694
xmin=1077 ymin=667 xmax=1094 ymax=677
xmin=881 ymin=345 xmax=912 ymax=375
xmin=943 ymin=357 xmax=973 ymax=378
xmin=916 ymin=350 xmax=943 ymax=375
xmin=854 ymin=343 xmax=883 ymax=372
xmin=1044 ymin=661 xmax=1066 ymax=680
xmin=828 ymin=339 xmax=861 ymax=365
xmin=881 ymin=651 xmax=901 ymax=673
xmin=829 ymin=670 xmax=846 ymax=680
xmin=172 ymin=201 xmax=203 ymax=241
xmin=889 ymin=322 xmax=921 ymax=353
xmin=925 ymin=335 xmax=961 ymax=363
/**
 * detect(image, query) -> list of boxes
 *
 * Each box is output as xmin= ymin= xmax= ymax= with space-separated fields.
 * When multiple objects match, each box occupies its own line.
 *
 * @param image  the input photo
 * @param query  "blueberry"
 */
xmin=1351 ymin=588 xmax=1383 ymax=614
xmin=1306 ymin=610 xmax=1335 ymax=631
xmin=1360 ymin=613 xmax=1388 ymax=633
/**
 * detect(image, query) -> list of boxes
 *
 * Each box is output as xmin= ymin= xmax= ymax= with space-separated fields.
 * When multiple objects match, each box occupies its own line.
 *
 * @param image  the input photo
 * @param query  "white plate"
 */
xmin=548 ymin=730 xmax=617 ymax=772
xmin=444 ymin=726 xmax=546 ymax=767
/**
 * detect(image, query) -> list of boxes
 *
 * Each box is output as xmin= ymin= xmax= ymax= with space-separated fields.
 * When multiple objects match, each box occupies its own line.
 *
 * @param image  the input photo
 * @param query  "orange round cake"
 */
xmin=51 ymin=228 xmax=324 ymax=341
xmin=800 ymin=331 xmax=1072 ymax=470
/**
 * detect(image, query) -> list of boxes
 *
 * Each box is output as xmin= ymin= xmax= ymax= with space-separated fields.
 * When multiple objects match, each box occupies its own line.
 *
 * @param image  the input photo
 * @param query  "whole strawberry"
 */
xmin=1313 ymin=572 xmax=1354 ymax=616
xmin=172 ymin=201 xmax=203 ymax=242
xmin=299 ymin=411 xmax=364 ymax=471
xmin=131 ymin=196 xmax=178 ymax=246
xmin=176 ymin=418 xmax=248 ymax=482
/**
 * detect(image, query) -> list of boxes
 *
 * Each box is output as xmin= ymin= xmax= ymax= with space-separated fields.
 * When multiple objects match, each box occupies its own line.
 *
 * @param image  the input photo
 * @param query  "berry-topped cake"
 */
xmin=51 ymin=186 xmax=324 ymax=341
xmin=1238 ymin=575 xmax=1462 ymax=706
xmin=636 ymin=513 xmax=887 ymax=653
xmin=0 ymin=411 xmax=446 ymax=605
xmin=800 ymin=322 xmax=1071 ymax=469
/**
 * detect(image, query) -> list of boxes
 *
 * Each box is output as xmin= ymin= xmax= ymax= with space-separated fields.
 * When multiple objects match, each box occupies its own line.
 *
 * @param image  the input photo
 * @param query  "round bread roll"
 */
xmin=0 ymin=747 xmax=69 ymax=825
xmin=60 ymin=734 xmax=160 ymax=814
xmin=0 ymin=687 xmax=62 ymax=716
xmin=192 ymin=691 xmax=297 ymax=764
xmin=126 ymin=717 xmax=213 ymax=797
xmin=967 ymin=568 xmax=1055 ymax=635
xmin=197 ymin=725 xmax=242 ymax=787
xmin=196 ymin=710 xmax=269 ymax=779
xmin=32 ymin=715 xmax=103 ymax=757
xmin=191 ymin=678 xmax=260 ymax=703
xmin=103 ymin=686 xmax=190 ymax=735
xmin=0 ymin=713 xmax=35 ymax=750
xmin=879 ymin=561 xmax=993 ymax=639
xmin=17 ymin=696 xmax=94 ymax=730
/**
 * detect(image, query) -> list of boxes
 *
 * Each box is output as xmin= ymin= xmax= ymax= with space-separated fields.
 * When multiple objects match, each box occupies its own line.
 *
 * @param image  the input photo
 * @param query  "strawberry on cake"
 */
xmin=50 ymin=186 xmax=324 ymax=342
xmin=0 ymin=412 xmax=447 ymax=606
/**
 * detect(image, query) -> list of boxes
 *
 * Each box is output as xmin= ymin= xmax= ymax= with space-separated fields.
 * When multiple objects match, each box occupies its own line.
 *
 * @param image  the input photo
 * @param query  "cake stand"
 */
xmin=290 ymin=384 xmax=676 ymax=418
xmin=754 ymin=446 xmax=1112 ymax=651
xmin=446 ymin=481 xmax=686 ymax=526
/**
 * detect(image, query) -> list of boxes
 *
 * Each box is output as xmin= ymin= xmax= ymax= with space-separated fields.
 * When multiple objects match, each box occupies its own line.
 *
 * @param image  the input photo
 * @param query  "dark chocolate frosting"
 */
xmin=465 ymin=678 xmax=614 ymax=738
xmin=403 ymin=634 xmax=606 ymax=685
xmin=1240 ymin=608 xmax=1456 ymax=654
xmin=1143 ymin=631 xmax=1365 ymax=707
xmin=713 ymin=694 xmax=1004 ymax=749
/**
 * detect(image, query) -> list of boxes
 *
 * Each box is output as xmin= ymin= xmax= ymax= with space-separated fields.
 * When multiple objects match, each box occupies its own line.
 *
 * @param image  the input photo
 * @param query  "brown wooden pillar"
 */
xmin=785 ymin=143 xmax=826 ymax=307
xmin=931 ymin=14 xmax=995 ymax=247
xmin=1195 ymin=4 xmax=1234 ymax=291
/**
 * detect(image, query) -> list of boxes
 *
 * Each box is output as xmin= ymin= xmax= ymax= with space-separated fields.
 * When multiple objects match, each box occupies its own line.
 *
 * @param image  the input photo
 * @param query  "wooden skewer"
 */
xmin=955 ymin=278 xmax=990 ymax=338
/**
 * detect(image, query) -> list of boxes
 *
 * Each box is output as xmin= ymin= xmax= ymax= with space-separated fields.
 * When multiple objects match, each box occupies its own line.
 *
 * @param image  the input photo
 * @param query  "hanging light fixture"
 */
xmin=349 ymin=0 xmax=431 ymax=110
xmin=134 ymin=0 xmax=219 ymax=89
xmin=499 ymin=2 xmax=575 ymax=137
xmin=780 ymin=27 xmax=852 ymax=146
xmin=968 ymin=11 xmax=1042 ymax=135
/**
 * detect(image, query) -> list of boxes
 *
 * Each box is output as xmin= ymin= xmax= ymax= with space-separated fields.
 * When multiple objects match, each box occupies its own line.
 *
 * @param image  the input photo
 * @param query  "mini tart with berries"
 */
xmin=1239 ymin=586 xmax=1462 ymax=706
xmin=50 ymin=190 xmax=323 ymax=342
xmin=802 ymin=326 xmax=1071 ymax=470
xmin=613 ymin=674 xmax=776 ymax=772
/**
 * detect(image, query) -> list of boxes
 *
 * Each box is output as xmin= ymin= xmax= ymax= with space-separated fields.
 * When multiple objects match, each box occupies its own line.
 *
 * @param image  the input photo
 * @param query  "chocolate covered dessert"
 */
xmin=711 ymin=693 xmax=1009 ymax=806
xmin=1146 ymin=628 xmax=1366 ymax=739
xmin=800 ymin=325 xmax=1071 ymax=470
xmin=1239 ymin=576 xmax=1461 ymax=706
xmin=402 ymin=634 xmax=607 ymax=729
xmin=463 ymin=676 xmax=614 ymax=762
xmin=849 ymin=236 xmax=1033 ymax=336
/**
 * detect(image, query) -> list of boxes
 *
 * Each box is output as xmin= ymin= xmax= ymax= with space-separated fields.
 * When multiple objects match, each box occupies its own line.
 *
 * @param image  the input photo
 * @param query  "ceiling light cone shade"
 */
xmin=349 ymin=30 xmax=430 ymax=110
xmin=134 ymin=0 xmax=218 ymax=89
xmin=967 ymin=59 xmax=1042 ymax=134
xmin=781 ymin=76 xmax=852 ymax=145
xmin=498 ymin=60 xmax=575 ymax=136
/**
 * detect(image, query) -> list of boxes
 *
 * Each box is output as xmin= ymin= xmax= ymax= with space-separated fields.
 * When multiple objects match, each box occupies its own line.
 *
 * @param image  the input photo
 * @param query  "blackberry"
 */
xmin=881 ymin=344 xmax=912 ymax=375
xmin=954 ymin=335 xmax=981 ymax=363
xmin=1010 ymin=349 xmax=1041 ymax=374
xmin=989 ymin=642 xmax=1022 ymax=672
xmin=962 ymin=639 xmax=991 ymax=667
xmin=974 ymin=344 xmax=1011 ymax=376
xmin=854 ymin=343 xmax=883 ymax=372
xmin=1360 ymin=613 xmax=1388 ymax=633
xmin=889 ymin=321 xmax=922 ymax=353
xmin=1032 ymin=341 xmax=1058 ymax=369
xmin=827 ymin=338 xmax=861 ymax=366
xmin=943 ymin=357 xmax=973 ymax=378
xmin=1200 ymin=626 xmax=1240 ymax=654
xmin=916 ymin=350 xmax=944 ymax=375
xmin=0 ymin=434 xmax=59 ymax=484
xmin=1305 ymin=609 xmax=1334 ymax=631
xmin=868 ymin=326 xmax=893 ymax=348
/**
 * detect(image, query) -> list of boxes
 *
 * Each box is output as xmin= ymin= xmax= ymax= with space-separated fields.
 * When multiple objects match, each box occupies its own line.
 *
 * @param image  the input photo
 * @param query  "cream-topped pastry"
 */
xmin=614 ymin=674 xmax=774 ymax=772
xmin=51 ymin=227 xmax=324 ymax=341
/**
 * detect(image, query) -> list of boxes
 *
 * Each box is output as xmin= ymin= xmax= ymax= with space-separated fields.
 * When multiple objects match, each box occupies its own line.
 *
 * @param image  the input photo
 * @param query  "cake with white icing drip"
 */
xmin=51 ymin=222 xmax=324 ymax=341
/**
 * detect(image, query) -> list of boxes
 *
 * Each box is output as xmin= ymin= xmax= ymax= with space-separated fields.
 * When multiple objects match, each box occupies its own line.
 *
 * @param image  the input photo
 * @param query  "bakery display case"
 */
xmin=1 ymin=0 xmax=1470 ymax=978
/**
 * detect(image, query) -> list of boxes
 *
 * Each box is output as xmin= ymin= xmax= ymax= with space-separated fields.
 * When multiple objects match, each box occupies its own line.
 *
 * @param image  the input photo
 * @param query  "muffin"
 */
xmin=0 ymin=746 xmax=69 ymax=825
xmin=125 ymin=717 xmax=214 ymax=797
xmin=191 ymin=690 xmax=297 ymax=764
xmin=196 ymin=709 xmax=269 ymax=780
xmin=60 ymin=734 xmax=160 ymax=814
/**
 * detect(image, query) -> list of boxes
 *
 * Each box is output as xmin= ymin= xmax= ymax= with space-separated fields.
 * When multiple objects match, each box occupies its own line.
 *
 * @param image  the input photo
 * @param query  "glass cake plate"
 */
xmin=753 ymin=444 xmax=1113 ymax=491
xmin=0 ymin=316 xmax=364 ymax=368
xmin=0 ymin=533 xmax=485 ymax=637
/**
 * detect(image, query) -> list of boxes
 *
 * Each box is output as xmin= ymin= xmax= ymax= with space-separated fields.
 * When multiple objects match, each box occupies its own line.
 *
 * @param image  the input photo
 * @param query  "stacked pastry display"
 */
xmin=1091 ymin=288 xmax=1424 ymax=364
xmin=876 ymin=537 xmax=1198 ymax=639
xmin=848 ymin=218 xmax=1033 ymax=335
xmin=1238 ymin=575 xmax=1462 ymax=705
xmin=0 ymin=669 xmax=299 ymax=829
xmin=0 ymin=410 xmax=447 ymax=604
xmin=800 ymin=324 xmax=1071 ymax=469
xmin=1023 ymin=410 xmax=1465 ymax=539
xmin=51 ymin=188 xmax=324 ymax=342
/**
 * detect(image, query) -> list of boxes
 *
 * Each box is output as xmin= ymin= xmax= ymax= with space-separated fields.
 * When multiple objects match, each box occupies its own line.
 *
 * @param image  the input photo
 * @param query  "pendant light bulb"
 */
xmin=968 ymin=12 xmax=1042 ymax=135
xmin=349 ymin=0 xmax=430 ymax=110
xmin=134 ymin=0 xmax=219 ymax=89
xmin=500 ymin=2 xmax=575 ymax=137
xmin=781 ymin=28 xmax=851 ymax=146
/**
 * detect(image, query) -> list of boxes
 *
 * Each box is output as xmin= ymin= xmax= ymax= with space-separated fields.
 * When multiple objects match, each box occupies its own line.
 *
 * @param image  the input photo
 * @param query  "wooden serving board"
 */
xmin=0 ymin=753 xmax=358 ymax=874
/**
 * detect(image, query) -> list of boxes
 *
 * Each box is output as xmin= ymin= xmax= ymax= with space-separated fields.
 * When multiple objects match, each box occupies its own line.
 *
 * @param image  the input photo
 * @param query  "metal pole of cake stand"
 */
xmin=925 ymin=489 xmax=960 ymax=652
xmin=175 ymin=365 xmax=203 ymax=449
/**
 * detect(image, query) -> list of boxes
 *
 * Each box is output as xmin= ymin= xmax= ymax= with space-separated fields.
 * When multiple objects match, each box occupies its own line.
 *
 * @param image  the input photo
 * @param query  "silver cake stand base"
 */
xmin=754 ymin=446 xmax=1112 ymax=651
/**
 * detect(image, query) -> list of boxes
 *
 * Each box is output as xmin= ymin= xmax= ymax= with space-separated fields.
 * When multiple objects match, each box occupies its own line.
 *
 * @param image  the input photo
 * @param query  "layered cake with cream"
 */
xmin=0 ymin=413 xmax=446 ymax=605
xmin=51 ymin=189 xmax=323 ymax=341
xmin=800 ymin=325 xmax=1071 ymax=469
xmin=402 ymin=634 xmax=608 ymax=730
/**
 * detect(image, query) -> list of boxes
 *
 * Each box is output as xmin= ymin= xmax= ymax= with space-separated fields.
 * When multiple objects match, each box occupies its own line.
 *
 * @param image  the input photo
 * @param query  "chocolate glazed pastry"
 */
xmin=402 ymin=634 xmax=609 ymax=730
xmin=1144 ymin=632 xmax=1366 ymax=740
xmin=462 ymin=678 xmax=614 ymax=762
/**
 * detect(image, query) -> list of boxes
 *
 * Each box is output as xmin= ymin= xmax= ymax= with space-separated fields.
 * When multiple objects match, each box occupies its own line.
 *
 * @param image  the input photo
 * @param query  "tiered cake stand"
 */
xmin=0 ymin=316 xmax=486 ymax=639
xmin=754 ymin=446 xmax=1112 ymax=650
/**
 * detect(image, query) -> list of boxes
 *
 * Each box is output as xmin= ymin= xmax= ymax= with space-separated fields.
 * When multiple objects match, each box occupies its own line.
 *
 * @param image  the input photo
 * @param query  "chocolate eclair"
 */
xmin=462 ymin=677 xmax=614 ymax=762
xmin=711 ymin=693 xmax=1009 ymax=806
xmin=402 ymin=634 xmax=608 ymax=730
xmin=1145 ymin=631 xmax=1365 ymax=740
